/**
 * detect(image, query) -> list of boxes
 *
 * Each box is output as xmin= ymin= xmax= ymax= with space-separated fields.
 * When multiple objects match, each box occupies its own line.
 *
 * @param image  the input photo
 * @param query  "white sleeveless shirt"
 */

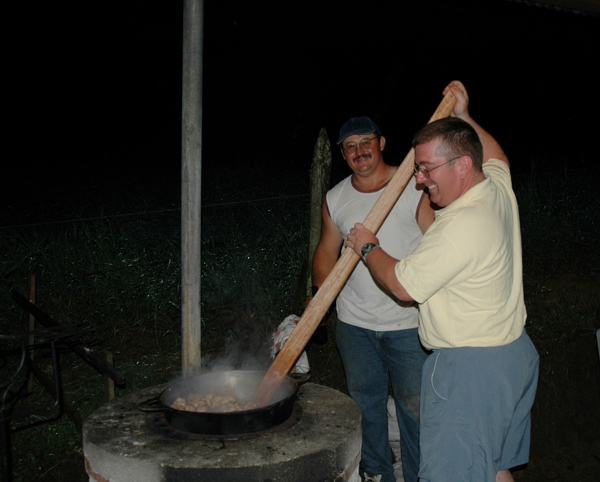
xmin=327 ymin=174 xmax=423 ymax=331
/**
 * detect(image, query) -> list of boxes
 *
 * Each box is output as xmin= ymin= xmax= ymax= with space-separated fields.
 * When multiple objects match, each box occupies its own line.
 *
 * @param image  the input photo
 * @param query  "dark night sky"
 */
xmin=4 ymin=0 xmax=600 ymax=206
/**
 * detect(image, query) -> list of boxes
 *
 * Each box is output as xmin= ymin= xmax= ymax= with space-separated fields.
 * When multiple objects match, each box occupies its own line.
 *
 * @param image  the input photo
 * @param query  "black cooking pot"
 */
xmin=139 ymin=370 xmax=300 ymax=435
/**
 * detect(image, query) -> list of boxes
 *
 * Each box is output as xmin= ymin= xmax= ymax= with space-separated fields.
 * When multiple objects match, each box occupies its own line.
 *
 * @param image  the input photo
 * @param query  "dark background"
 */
xmin=3 ymin=4 xmax=599 ymax=480
xmin=4 ymin=0 xmax=599 ymax=205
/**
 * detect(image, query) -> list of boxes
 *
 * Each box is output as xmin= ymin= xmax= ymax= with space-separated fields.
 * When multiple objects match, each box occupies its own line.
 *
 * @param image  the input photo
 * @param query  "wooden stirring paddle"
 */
xmin=249 ymin=91 xmax=457 ymax=408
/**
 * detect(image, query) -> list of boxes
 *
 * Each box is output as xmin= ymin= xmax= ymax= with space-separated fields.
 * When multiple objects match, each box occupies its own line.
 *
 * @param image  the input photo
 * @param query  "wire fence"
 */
xmin=2 ymin=164 xmax=597 ymax=232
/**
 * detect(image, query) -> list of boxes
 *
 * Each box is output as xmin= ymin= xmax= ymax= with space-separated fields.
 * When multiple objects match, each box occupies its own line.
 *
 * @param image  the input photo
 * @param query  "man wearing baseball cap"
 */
xmin=310 ymin=116 xmax=434 ymax=482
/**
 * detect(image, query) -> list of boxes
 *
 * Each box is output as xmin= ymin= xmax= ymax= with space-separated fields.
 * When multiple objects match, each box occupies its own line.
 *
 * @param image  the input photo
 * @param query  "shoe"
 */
xmin=362 ymin=473 xmax=382 ymax=482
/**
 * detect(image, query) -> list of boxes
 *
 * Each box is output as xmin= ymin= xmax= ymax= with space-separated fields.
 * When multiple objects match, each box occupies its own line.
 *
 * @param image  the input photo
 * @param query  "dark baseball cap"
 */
xmin=337 ymin=116 xmax=382 ymax=145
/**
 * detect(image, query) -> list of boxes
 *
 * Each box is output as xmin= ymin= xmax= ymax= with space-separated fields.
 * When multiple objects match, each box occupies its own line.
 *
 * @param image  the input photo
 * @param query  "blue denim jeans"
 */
xmin=336 ymin=319 xmax=429 ymax=482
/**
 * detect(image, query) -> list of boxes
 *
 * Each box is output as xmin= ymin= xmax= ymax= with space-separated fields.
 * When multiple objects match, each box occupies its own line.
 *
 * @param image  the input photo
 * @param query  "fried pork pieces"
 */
xmin=171 ymin=393 xmax=251 ymax=413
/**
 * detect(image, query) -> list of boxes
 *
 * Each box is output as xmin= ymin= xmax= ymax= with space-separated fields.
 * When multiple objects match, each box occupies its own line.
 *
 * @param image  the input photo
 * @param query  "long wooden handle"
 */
xmin=249 ymin=91 xmax=457 ymax=407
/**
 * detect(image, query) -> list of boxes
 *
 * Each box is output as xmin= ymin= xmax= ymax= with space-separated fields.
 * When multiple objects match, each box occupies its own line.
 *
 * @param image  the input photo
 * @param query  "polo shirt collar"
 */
xmin=434 ymin=171 xmax=491 ymax=219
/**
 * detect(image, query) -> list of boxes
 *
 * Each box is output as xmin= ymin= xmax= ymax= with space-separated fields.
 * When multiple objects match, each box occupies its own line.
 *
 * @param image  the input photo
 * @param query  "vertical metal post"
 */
xmin=181 ymin=0 xmax=203 ymax=377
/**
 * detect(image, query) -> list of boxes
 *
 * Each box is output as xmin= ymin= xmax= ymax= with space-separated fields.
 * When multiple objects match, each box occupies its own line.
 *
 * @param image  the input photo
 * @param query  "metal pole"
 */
xmin=181 ymin=0 xmax=203 ymax=377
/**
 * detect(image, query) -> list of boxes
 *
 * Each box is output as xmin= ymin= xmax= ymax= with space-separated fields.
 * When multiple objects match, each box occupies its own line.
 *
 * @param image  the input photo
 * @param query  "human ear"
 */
xmin=458 ymin=156 xmax=472 ymax=179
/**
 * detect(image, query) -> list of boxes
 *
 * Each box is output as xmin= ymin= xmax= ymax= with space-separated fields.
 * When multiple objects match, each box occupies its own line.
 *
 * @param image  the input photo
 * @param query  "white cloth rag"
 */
xmin=271 ymin=314 xmax=310 ymax=374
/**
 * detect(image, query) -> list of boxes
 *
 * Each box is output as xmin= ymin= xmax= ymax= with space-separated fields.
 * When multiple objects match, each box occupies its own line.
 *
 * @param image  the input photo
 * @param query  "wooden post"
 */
xmin=103 ymin=351 xmax=115 ymax=402
xmin=307 ymin=128 xmax=332 ymax=296
xmin=181 ymin=0 xmax=203 ymax=377
xmin=26 ymin=273 xmax=36 ymax=394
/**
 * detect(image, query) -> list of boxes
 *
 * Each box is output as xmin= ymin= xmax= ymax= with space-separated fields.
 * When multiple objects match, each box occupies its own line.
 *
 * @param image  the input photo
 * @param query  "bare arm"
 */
xmin=443 ymin=81 xmax=509 ymax=167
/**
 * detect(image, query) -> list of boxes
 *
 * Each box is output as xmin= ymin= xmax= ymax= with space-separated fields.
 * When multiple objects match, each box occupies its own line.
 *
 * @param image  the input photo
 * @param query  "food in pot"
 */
xmin=171 ymin=393 xmax=252 ymax=413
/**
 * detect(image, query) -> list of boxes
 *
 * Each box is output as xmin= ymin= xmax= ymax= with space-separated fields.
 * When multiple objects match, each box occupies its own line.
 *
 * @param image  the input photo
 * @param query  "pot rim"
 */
xmin=158 ymin=369 xmax=299 ymax=415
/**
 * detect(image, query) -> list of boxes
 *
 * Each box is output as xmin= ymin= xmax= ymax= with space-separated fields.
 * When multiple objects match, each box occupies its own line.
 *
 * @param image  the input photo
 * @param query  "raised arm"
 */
xmin=443 ymin=80 xmax=509 ymax=166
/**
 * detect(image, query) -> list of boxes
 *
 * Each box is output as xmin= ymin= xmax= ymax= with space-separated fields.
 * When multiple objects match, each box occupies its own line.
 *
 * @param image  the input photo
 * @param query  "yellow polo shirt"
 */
xmin=396 ymin=159 xmax=526 ymax=350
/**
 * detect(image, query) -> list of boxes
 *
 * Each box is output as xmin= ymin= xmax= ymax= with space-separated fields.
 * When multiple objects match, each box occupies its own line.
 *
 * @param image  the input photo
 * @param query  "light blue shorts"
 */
xmin=419 ymin=330 xmax=539 ymax=482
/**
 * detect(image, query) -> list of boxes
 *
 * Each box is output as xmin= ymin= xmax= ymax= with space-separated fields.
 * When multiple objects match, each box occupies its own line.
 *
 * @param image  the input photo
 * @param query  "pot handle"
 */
xmin=288 ymin=372 xmax=310 ymax=385
xmin=138 ymin=397 xmax=166 ymax=413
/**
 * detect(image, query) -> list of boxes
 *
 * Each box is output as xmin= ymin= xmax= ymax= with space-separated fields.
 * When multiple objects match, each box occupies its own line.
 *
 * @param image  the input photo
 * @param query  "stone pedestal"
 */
xmin=83 ymin=382 xmax=362 ymax=482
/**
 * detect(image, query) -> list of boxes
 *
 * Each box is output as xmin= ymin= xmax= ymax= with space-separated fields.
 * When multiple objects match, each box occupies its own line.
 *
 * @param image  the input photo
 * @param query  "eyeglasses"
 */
xmin=413 ymin=156 xmax=460 ymax=178
xmin=342 ymin=135 xmax=379 ymax=153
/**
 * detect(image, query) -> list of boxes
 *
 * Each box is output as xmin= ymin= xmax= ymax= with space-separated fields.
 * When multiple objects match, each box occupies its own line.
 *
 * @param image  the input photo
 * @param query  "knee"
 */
xmin=496 ymin=469 xmax=514 ymax=482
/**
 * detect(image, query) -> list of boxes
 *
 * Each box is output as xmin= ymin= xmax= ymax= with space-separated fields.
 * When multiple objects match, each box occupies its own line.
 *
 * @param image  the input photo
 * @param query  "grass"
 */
xmin=511 ymin=165 xmax=600 ymax=481
xmin=1 ymin=161 xmax=599 ymax=481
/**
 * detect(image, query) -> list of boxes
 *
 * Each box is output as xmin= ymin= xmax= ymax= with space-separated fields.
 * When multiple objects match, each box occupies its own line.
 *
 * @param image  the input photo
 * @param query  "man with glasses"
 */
xmin=311 ymin=116 xmax=434 ymax=482
xmin=346 ymin=81 xmax=539 ymax=482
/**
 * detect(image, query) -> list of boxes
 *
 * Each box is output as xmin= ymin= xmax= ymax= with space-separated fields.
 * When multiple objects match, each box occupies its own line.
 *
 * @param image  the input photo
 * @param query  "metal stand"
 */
xmin=0 ymin=328 xmax=88 ymax=482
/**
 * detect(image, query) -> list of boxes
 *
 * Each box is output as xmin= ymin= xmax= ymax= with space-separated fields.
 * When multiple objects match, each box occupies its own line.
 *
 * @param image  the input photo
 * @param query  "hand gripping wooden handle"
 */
xmin=249 ymin=91 xmax=457 ymax=407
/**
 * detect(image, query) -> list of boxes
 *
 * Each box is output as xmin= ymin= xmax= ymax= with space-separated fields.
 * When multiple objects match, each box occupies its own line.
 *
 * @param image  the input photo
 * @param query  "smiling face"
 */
xmin=341 ymin=133 xmax=386 ymax=177
xmin=414 ymin=139 xmax=464 ymax=208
